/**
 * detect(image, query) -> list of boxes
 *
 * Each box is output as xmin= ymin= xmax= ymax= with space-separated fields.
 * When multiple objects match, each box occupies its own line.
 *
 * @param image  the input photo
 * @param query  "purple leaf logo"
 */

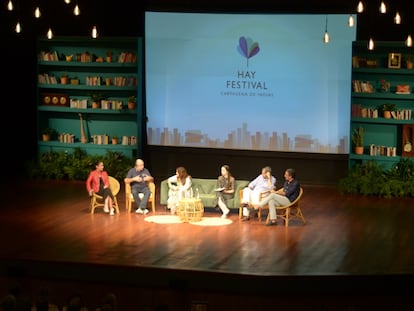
xmin=237 ymin=36 xmax=260 ymax=67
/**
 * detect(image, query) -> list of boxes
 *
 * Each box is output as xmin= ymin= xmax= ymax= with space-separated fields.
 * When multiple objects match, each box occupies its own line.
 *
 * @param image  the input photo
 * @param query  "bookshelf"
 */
xmin=36 ymin=36 xmax=143 ymax=158
xmin=350 ymin=41 xmax=414 ymax=169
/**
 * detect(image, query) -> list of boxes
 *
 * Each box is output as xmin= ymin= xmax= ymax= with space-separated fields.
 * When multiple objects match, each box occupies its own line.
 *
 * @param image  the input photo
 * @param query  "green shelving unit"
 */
xmin=36 ymin=36 xmax=143 ymax=158
xmin=350 ymin=41 xmax=414 ymax=169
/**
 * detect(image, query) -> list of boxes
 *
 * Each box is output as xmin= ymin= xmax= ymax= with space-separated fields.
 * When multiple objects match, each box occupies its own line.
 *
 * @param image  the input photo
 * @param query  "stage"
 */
xmin=1 ymin=179 xmax=413 ymax=310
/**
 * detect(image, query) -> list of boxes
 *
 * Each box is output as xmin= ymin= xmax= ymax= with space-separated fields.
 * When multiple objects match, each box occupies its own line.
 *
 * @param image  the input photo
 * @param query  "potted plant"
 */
xmin=60 ymin=73 xmax=69 ymax=85
xmin=91 ymin=93 xmax=104 ymax=108
xmin=352 ymin=127 xmax=364 ymax=155
xmin=41 ymin=127 xmax=56 ymax=141
xmin=379 ymin=103 xmax=396 ymax=119
xmin=106 ymin=50 xmax=113 ymax=63
xmin=127 ymin=95 xmax=136 ymax=110
xmin=379 ymin=79 xmax=390 ymax=92
xmin=70 ymin=76 xmax=79 ymax=85
xmin=112 ymin=135 xmax=118 ymax=145
xmin=406 ymin=55 xmax=413 ymax=69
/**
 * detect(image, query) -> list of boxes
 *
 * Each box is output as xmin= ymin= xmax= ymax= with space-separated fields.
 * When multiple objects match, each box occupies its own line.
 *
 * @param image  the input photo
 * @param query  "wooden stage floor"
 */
xmin=1 ymin=179 xmax=414 ymax=309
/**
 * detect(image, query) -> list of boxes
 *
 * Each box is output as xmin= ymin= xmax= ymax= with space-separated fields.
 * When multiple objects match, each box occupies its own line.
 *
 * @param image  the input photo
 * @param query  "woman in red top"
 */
xmin=86 ymin=160 xmax=115 ymax=215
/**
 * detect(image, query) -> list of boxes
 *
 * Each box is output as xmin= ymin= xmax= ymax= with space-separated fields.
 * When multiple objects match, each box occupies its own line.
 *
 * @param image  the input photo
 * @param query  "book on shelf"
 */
xmin=85 ymin=76 xmax=102 ymax=86
xmin=70 ymin=99 xmax=88 ymax=109
xmin=390 ymin=109 xmax=412 ymax=120
xmin=351 ymin=104 xmax=378 ymax=118
xmin=38 ymin=50 xmax=59 ymax=62
xmin=352 ymin=80 xmax=374 ymax=93
xmin=38 ymin=73 xmax=58 ymax=84
xmin=118 ymin=52 xmax=137 ymax=63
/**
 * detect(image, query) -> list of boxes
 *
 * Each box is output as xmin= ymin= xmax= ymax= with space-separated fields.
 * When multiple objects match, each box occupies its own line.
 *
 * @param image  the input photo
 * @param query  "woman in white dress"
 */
xmin=167 ymin=166 xmax=193 ymax=214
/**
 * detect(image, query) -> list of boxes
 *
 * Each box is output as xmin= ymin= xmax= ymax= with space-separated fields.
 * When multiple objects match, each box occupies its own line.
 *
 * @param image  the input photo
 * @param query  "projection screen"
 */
xmin=145 ymin=12 xmax=357 ymax=154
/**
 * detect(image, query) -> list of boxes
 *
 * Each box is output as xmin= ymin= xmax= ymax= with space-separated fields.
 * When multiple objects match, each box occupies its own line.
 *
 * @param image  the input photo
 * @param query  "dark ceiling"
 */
xmin=1 ymin=0 xmax=413 ymax=171
xmin=1 ymin=0 xmax=413 ymax=41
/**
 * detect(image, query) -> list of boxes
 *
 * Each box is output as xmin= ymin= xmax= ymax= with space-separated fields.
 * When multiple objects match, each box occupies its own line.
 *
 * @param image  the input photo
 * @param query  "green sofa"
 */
xmin=160 ymin=178 xmax=249 ymax=209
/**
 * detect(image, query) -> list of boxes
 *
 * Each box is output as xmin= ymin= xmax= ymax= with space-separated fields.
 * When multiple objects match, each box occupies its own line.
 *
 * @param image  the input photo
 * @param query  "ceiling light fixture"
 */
xmin=356 ymin=1 xmax=364 ymax=13
xmin=368 ymin=37 xmax=375 ymax=50
xmin=91 ymin=25 xmax=98 ymax=38
xmin=379 ymin=1 xmax=386 ymax=14
xmin=348 ymin=15 xmax=355 ymax=27
xmin=323 ymin=16 xmax=330 ymax=44
xmin=34 ymin=6 xmax=41 ymax=18
xmin=394 ymin=12 xmax=401 ymax=25
xmin=7 ymin=0 xmax=13 ymax=11
xmin=406 ymin=34 xmax=413 ymax=47
xmin=73 ymin=4 xmax=80 ymax=16
xmin=47 ymin=27 xmax=53 ymax=39
xmin=15 ymin=21 xmax=21 ymax=33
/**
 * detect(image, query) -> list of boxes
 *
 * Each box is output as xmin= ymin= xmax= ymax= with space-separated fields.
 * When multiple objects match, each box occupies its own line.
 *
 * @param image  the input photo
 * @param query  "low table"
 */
xmin=177 ymin=198 xmax=204 ymax=222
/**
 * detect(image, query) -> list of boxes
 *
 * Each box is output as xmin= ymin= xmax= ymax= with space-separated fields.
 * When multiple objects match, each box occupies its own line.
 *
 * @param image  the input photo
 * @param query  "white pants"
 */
xmin=217 ymin=197 xmax=230 ymax=215
xmin=242 ymin=187 xmax=261 ymax=217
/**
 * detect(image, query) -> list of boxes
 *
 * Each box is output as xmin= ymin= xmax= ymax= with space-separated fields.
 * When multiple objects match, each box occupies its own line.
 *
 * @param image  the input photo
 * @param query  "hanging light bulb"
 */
xmin=368 ymin=38 xmax=375 ymax=50
xmin=356 ymin=1 xmax=364 ymax=13
xmin=323 ymin=32 xmax=330 ymax=44
xmin=379 ymin=1 xmax=386 ymax=14
xmin=64 ymin=0 xmax=71 ymax=4
xmin=406 ymin=34 xmax=413 ymax=47
xmin=91 ymin=26 xmax=98 ymax=38
xmin=323 ymin=16 xmax=330 ymax=44
xmin=73 ymin=4 xmax=80 ymax=16
xmin=47 ymin=28 xmax=53 ymax=39
xmin=15 ymin=21 xmax=21 ymax=33
xmin=34 ymin=6 xmax=41 ymax=18
xmin=394 ymin=12 xmax=401 ymax=25
xmin=348 ymin=15 xmax=355 ymax=27
xmin=7 ymin=0 xmax=13 ymax=11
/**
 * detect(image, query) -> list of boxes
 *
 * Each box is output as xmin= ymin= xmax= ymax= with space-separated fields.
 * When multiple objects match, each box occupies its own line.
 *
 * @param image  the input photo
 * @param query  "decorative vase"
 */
xmin=42 ymin=134 xmax=51 ymax=142
xmin=355 ymin=146 xmax=364 ymax=155
xmin=407 ymin=61 xmax=413 ymax=69
xmin=128 ymin=102 xmax=136 ymax=110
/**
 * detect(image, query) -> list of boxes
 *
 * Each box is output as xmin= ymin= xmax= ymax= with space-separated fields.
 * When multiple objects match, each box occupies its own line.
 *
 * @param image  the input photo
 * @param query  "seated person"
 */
xmin=253 ymin=168 xmax=300 ymax=226
xmin=86 ymin=160 xmax=115 ymax=215
xmin=241 ymin=166 xmax=276 ymax=221
xmin=167 ymin=166 xmax=193 ymax=214
xmin=215 ymin=164 xmax=235 ymax=218
xmin=124 ymin=158 xmax=154 ymax=215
